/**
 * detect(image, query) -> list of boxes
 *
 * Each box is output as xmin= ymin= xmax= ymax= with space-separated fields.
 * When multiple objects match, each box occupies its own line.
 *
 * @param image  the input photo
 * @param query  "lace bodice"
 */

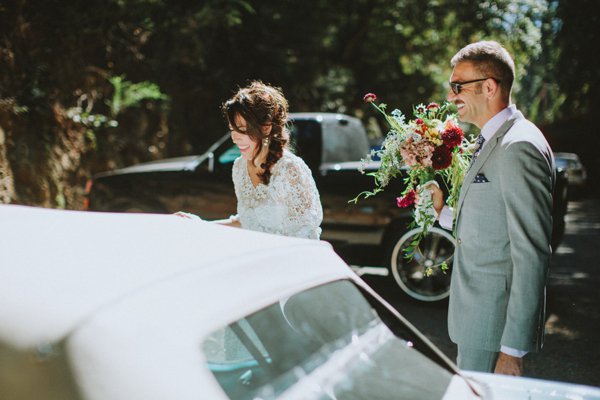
xmin=232 ymin=151 xmax=323 ymax=239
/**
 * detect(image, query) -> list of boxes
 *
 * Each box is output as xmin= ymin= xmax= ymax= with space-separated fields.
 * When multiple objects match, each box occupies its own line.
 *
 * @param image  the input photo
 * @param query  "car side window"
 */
xmin=201 ymin=280 xmax=454 ymax=400
xmin=219 ymin=145 xmax=241 ymax=164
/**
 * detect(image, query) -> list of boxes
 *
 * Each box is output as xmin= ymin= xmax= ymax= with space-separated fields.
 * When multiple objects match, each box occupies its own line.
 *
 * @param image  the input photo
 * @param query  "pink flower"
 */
xmin=399 ymin=136 xmax=434 ymax=168
xmin=397 ymin=190 xmax=416 ymax=208
xmin=363 ymin=93 xmax=377 ymax=103
xmin=416 ymin=118 xmax=424 ymax=125
xmin=427 ymin=102 xmax=439 ymax=109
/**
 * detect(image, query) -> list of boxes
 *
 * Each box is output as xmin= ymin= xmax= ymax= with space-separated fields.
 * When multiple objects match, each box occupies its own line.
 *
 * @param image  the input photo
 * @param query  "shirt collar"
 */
xmin=480 ymin=104 xmax=517 ymax=144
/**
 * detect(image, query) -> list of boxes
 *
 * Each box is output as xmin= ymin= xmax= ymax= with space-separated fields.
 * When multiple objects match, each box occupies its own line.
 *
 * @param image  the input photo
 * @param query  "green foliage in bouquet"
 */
xmin=352 ymin=93 xmax=473 ymax=274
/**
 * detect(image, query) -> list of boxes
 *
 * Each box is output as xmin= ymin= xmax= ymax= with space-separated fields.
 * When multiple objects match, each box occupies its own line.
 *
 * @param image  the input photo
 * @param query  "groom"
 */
xmin=429 ymin=41 xmax=555 ymax=375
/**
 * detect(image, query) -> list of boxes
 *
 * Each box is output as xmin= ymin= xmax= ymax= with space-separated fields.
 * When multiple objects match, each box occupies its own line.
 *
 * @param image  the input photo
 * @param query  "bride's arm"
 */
xmin=279 ymin=157 xmax=323 ymax=238
xmin=175 ymin=158 xmax=243 ymax=228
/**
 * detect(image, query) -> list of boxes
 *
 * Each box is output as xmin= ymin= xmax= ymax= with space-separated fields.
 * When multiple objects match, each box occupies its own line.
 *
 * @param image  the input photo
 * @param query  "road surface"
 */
xmin=358 ymin=195 xmax=600 ymax=387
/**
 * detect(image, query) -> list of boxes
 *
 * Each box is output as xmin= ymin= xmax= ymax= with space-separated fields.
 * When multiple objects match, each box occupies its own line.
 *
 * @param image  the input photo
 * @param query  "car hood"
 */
xmin=94 ymin=154 xmax=207 ymax=177
xmin=93 ymin=133 xmax=232 ymax=178
xmin=462 ymin=370 xmax=600 ymax=399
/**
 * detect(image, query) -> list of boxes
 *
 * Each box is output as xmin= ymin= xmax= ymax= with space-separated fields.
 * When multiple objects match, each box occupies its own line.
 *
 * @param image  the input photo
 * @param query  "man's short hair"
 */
xmin=451 ymin=41 xmax=515 ymax=102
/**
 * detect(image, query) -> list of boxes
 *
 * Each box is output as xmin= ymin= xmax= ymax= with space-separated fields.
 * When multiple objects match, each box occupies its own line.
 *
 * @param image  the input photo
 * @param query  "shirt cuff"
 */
xmin=500 ymin=346 xmax=528 ymax=358
xmin=438 ymin=206 xmax=454 ymax=230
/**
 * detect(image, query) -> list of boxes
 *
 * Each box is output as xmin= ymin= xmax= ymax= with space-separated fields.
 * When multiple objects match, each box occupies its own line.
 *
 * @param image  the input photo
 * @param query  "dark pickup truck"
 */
xmin=85 ymin=112 xmax=568 ymax=302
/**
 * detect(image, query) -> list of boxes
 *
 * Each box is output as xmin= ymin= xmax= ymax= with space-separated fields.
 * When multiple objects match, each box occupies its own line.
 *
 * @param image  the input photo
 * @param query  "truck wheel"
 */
xmin=385 ymin=227 xmax=455 ymax=302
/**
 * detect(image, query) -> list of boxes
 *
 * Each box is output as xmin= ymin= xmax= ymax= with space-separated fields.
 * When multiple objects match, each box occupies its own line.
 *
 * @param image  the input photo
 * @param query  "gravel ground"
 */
xmin=356 ymin=194 xmax=600 ymax=388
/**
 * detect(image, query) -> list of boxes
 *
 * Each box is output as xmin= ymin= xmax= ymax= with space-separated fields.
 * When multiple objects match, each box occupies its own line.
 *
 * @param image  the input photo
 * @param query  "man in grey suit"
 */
xmin=429 ymin=41 xmax=555 ymax=376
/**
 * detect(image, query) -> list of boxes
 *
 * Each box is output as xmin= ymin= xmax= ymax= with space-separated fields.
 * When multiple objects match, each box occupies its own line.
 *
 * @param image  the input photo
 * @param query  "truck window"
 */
xmin=321 ymin=119 xmax=370 ymax=164
xmin=289 ymin=120 xmax=322 ymax=172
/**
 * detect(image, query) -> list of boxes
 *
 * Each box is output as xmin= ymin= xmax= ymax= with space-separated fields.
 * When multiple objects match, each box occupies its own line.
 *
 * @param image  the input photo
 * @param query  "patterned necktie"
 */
xmin=466 ymin=134 xmax=486 ymax=175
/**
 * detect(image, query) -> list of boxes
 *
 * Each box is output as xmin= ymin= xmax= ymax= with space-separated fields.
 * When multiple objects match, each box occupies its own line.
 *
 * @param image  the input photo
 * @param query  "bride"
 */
xmin=178 ymin=81 xmax=323 ymax=240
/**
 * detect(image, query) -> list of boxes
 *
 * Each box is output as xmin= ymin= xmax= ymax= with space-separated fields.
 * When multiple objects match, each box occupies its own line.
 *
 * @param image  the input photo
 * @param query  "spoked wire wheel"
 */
xmin=389 ymin=227 xmax=455 ymax=302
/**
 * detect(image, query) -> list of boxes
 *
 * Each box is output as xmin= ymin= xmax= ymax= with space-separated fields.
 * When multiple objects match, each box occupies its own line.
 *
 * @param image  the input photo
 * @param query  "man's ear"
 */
xmin=485 ymin=78 xmax=500 ymax=99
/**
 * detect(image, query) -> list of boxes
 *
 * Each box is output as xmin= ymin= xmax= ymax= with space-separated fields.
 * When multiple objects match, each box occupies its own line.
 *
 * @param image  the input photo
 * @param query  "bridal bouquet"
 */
xmin=353 ymin=93 xmax=472 ymax=262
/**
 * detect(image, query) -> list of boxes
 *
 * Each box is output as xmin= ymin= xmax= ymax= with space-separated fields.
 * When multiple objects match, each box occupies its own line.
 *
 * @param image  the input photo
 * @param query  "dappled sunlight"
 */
xmin=551 ymin=199 xmax=600 ymax=257
xmin=563 ymin=200 xmax=600 ymax=235
xmin=565 ymin=221 xmax=600 ymax=234
xmin=545 ymin=314 xmax=580 ymax=340
xmin=548 ymin=269 xmax=590 ymax=286
xmin=554 ymin=245 xmax=575 ymax=255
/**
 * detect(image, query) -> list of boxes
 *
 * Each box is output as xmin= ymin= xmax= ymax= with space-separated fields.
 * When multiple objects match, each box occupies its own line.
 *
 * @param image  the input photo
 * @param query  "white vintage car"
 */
xmin=1 ymin=204 xmax=599 ymax=400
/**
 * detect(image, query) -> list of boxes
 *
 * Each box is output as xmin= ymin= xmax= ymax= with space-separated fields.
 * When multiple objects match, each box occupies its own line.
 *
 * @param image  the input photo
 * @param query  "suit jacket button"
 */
xmin=457 ymin=238 xmax=462 ymax=244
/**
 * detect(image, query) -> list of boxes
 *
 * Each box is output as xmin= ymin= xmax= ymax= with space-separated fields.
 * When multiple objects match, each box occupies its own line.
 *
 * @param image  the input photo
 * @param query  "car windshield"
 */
xmin=201 ymin=280 xmax=455 ymax=400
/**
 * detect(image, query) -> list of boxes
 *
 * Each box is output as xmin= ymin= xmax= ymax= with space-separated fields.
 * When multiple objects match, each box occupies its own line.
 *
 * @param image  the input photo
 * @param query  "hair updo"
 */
xmin=222 ymin=81 xmax=290 ymax=185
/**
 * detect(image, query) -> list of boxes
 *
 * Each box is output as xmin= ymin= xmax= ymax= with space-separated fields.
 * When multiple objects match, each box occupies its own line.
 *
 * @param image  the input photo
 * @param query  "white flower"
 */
xmin=391 ymin=109 xmax=405 ymax=124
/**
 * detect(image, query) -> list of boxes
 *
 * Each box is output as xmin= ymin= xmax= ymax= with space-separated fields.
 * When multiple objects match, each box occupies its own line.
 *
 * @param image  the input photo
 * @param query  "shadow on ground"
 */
xmin=334 ymin=195 xmax=600 ymax=387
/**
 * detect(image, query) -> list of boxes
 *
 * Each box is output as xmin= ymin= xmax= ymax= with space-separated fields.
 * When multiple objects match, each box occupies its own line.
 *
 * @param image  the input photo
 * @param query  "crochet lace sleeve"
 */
xmin=277 ymin=156 xmax=323 ymax=239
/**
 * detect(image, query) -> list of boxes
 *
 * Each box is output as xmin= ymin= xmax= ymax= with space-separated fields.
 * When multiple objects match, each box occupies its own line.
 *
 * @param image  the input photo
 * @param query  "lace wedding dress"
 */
xmin=231 ymin=150 xmax=323 ymax=239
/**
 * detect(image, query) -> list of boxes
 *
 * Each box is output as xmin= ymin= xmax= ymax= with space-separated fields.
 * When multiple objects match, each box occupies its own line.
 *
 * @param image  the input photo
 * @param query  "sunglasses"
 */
xmin=449 ymin=77 xmax=501 ymax=94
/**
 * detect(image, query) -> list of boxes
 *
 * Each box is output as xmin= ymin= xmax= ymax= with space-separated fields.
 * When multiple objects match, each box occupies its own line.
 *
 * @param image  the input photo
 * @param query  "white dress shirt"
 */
xmin=438 ymin=105 xmax=527 ymax=358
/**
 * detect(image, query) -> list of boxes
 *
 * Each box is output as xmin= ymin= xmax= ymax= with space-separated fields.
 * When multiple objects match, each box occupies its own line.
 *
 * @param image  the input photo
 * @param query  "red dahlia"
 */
xmin=442 ymin=126 xmax=464 ymax=148
xmin=432 ymin=146 xmax=453 ymax=170
xmin=397 ymin=190 xmax=416 ymax=208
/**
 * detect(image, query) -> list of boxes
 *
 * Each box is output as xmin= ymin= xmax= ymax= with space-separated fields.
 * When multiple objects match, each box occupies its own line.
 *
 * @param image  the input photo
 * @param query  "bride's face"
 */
xmin=230 ymin=114 xmax=259 ymax=161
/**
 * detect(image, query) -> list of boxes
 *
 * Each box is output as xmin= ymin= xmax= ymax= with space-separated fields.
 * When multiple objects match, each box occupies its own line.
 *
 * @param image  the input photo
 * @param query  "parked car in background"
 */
xmin=554 ymin=152 xmax=587 ymax=190
xmin=84 ymin=113 xmax=569 ymax=302
xmin=2 ymin=204 xmax=599 ymax=400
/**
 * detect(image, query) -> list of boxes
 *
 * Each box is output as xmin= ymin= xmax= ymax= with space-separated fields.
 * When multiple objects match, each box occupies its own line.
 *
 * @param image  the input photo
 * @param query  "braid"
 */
xmin=223 ymin=80 xmax=290 ymax=185
xmin=259 ymin=125 xmax=288 ymax=185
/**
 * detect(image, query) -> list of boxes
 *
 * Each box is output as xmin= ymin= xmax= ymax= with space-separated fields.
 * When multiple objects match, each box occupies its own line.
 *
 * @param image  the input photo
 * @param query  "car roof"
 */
xmin=0 ymin=205 xmax=348 ymax=349
xmin=554 ymin=152 xmax=581 ymax=160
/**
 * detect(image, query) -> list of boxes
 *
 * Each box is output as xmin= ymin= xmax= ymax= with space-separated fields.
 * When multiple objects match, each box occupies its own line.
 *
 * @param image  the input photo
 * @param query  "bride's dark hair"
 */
xmin=222 ymin=81 xmax=290 ymax=185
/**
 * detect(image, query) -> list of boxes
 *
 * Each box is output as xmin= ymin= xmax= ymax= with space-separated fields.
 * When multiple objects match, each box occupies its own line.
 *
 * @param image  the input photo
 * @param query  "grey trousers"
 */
xmin=456 ymin=345 xmax=499 ymax=373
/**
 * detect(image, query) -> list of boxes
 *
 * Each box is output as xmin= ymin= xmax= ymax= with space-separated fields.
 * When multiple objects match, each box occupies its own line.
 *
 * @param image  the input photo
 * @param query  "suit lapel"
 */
xmin=455 ymin=112 xmax=525 ymax=220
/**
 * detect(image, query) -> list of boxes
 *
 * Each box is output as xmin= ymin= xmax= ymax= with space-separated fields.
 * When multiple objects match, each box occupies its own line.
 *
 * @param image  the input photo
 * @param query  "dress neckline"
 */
xmin=243 ymin=159 xmax=270 ymax=189
xmin=241 ymin=150 xmax=288 ymax=189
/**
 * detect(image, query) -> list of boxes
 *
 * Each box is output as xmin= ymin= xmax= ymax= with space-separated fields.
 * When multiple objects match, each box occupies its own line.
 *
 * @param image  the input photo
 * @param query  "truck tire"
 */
xmin=385 ymin=226 xmax=455 ymax=302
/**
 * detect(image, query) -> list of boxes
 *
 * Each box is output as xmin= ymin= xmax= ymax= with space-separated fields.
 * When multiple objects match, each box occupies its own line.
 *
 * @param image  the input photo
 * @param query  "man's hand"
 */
xmin=416 ymin=183 xmax=445 ymax=220
xmin=494 ymin=352 xmax=524 ymax=376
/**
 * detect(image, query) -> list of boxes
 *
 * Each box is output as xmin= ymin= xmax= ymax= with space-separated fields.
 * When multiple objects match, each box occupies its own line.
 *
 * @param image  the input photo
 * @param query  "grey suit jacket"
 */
xmin=448 ymin=111 xmax=555 ymax=353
